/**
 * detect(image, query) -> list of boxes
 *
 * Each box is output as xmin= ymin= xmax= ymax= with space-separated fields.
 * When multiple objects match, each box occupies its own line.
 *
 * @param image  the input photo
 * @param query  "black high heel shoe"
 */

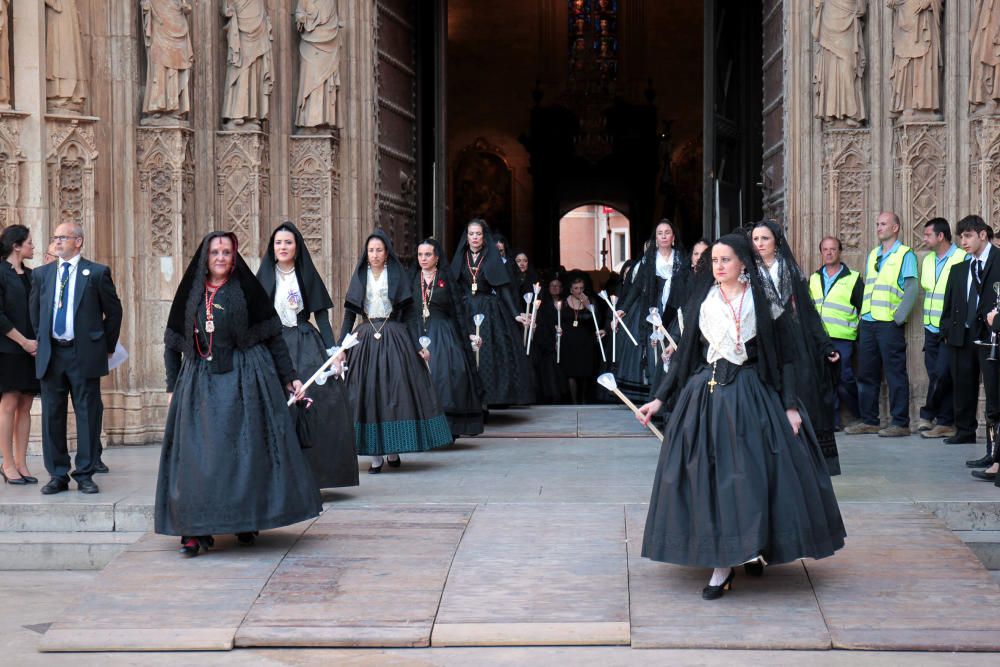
xmin=702 ymin=569 xmax=735 ymax=600
xmin=743 ymin=557 xmax=765 ymax=577
xmin=179 ymin=535 xmax=213 ymax=557
xmin=236 ymin=531 xmax=259 ymax=546
xmin=0 ymin=468 xmax=27 ymax=485
xmin=387 ymin=455 xmax=401 ymax=468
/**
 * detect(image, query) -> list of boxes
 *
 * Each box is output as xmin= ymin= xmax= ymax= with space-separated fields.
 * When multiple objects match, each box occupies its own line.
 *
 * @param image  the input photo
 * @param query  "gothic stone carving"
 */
xmin=45 ymin=0 xmax=88 ymax=113
xmin=295 ymin=0 xmax=343 ymax=131
xmin=971 ymin=117 xmax=1000 ymax=234
xmin=893 ymin=122 xmax=946 ymax=247
xmin=888 ymin=0 xmax=942 ymax=120
xmin=47 ymin=116 xmax=97 ymax=240
xmin=216 ymin=130 xmax=269 ymax=263
xmin=971 ymin=1 xmax=1000 ymax=114
xmin=289 ymin=133 xmax=339 ymax=277
xmin=136 ymin=127 xmax=194 ymax=256
xmin=221 ymin=0 xmax=274 ymax=130
xmin=141 ymin=0 xmax=194 ymax=124
xmin=0 ymin=114 xmax=26 ymax=228
xmin=812 ymin=0 xmax=868 ymax=126
xmin=822 ymin=128 xmax=871 ymax=249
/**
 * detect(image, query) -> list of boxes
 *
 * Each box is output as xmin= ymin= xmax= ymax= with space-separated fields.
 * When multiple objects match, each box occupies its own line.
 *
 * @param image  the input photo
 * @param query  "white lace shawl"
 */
xmin=365 ymin=267 xmax=393 ymax=318
xmin=274 ymin=268 xmax=304 ymax=328
xmin=699 ymin=285 xmax=756 ymax=365
xmin=655 ymin=250 xmax=674 ymax=310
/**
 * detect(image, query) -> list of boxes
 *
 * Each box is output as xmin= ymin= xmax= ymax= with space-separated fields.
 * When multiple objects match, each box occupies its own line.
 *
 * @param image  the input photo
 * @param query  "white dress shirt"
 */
xmin=967 ymin=243 xmax=992 ymax=326
xmin=51 ymin=254 xmax=82 ymax=341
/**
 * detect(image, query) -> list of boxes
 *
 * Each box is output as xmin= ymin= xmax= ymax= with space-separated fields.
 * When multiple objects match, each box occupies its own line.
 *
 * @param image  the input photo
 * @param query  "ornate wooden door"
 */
xmin=761 ymin=0 xmax=784 ymax=223
xmin=375 ymin=0 xmax=419 ymax=259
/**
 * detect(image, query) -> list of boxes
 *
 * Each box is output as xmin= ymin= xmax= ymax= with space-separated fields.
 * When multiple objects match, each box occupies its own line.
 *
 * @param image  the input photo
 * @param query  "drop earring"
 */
xmin=738 ymin=268 xmax=750 ymax=285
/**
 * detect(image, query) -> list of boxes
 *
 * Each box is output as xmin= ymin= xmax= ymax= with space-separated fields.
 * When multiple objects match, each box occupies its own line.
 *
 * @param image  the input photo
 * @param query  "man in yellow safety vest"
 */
xmin=917 ymin=218 xmax=965 ymax=439
xmin=844 ymin=212 xmax=919 ymax=437
xmin=809 ymin=236 xmax=863 ymax=430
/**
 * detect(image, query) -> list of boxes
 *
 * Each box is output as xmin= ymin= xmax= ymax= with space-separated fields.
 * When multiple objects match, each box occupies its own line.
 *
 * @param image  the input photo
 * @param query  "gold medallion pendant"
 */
xmin=374 ymin=332 xmax=382 ymax=340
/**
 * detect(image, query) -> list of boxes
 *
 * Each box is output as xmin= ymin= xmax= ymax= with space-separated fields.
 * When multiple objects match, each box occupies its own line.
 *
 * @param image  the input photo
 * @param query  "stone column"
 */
xmin=45 ymin=113 xmax=98 ymax=241
xmin=0 ymin=110 xmax=27 ymax=227
xmin=289 ymin=131 xmax=339 ymax=280
xmin=135 ymin=125 xmax=193 ymax=427
xmin=216 ymin=129 xmax=270 ymax=269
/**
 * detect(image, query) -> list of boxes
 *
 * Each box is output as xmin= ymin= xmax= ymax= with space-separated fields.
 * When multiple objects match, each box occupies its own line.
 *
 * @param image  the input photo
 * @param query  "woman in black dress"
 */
xmin=451 ymin=219 xmax=535 ymax=406
xmin=513 ymin=251 xmax=539 ymax=300
xmin=157 ymin=232 xmax=322 ymax=557
xmin=752 ymin=220 xmax=841 ymax=475
xmin=531 ymin=274 xmax=568 ymax=404
xmin=637 ymin=234 xmax=845 ymax=599
xmin=614 ymin=220 xmax=691 ymax=402
xmin=0 ymin=225 xmax=40 ymax=485
xmin=410 ymin=238 xmax=485 ymax=438
xmin=341 ymin=231 xmax=452 ymax=473
xmin=558 ymin=273 xmax=606 ymax=404
xmin=690 ymin=238 xmax=709 ymax=273
xmin=257 ymin=222 xmax=359 ymax=490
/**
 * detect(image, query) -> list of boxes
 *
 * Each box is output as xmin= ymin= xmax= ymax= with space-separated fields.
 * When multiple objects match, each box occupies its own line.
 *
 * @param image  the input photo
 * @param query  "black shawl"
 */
xmin=450 ymin=220 xmax=512 ymax=287
xmin=654 ymin=233 xmax=789 ymax=409
xmin=164 ymin=231 xmax=282 ymax=356
xmin=343 ymin=229 xmax=412 ymax=314
xmin=257 ymin=221 xmax=334 ymax=315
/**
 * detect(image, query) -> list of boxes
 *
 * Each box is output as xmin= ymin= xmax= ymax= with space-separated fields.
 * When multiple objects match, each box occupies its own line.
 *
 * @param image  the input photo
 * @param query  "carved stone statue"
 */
xmin=887 ymin=0 xmax=942 ymax=119
xmin=970 ymin=0 xmax=1000 ymax=113
xmin=221 ymin=0 xmax=274 ymax=130
xmin=141 ymin=0 xmax=194 ymax=124
xmin=294 ymin=0 xmax=343 ymax=131
xmin=813 ymin=0 xmax=867 ymax=126
xmin=45 ymin=0 xmax=89 ymax=113
xmin=0 ymin=0 xmax=11 ymax=110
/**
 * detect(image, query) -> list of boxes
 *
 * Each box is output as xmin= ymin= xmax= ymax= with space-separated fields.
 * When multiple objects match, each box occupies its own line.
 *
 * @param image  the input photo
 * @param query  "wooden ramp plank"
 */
xmin=808 ymin=503 xmax=1000 ymax=652
xmin=626 ymin=504 xmax=832 ymax=650
xmin=235 ymin=504 xmax=475 ymax=648
xmin=577 ymin=407 xmax=653 ymax=438
xmin=431 ymin=503 xmax=630 ymax=646
xmin=39 ymin=523 xmax=313 ymax=652
xmin=483 ymin=407 xmax=578 ymax=438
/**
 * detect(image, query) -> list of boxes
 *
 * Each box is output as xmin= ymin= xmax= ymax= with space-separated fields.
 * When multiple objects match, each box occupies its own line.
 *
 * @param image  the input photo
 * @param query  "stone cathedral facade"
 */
xmin=1 ymin=1 xmax=999 ymax=446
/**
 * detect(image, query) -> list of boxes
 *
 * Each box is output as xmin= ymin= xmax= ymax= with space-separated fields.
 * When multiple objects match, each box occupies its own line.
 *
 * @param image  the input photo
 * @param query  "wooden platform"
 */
xmin=40 ymin=502 xmax=1000 ymax=652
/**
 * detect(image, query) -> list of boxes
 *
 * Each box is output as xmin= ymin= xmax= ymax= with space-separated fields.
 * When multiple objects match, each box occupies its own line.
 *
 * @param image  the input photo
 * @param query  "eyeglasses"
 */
xmin=51 ymin=236 xmax=81 ymax=242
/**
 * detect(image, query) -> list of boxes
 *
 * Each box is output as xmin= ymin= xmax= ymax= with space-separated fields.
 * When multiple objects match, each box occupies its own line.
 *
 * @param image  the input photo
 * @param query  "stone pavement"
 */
xmin=1 ymin=405 xmax=1000 ymax=662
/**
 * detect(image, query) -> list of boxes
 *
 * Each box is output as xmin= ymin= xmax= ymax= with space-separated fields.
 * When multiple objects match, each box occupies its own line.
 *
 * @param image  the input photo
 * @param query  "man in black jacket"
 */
xmin=940 ymin=215 xmax=1000 ymax=475
xmin=29 ymin=223 xmax=122 ymax=495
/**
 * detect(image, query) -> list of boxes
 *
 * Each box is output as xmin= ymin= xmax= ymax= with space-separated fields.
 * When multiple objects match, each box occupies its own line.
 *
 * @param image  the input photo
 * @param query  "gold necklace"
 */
xmin=370 ymin=317 xmax=388 ymax=340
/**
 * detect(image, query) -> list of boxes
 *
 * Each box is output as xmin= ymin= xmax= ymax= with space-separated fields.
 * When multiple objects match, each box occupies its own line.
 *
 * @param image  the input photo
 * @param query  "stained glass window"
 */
xmin=568 ymin=0 xmax=619 ymax=87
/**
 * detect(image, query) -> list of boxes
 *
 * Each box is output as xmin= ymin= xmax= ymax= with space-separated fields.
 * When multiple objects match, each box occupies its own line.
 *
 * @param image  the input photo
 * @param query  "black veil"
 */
xmin=343 ymin=229 xmax=413 ymax=315
xmin=165 ymin=231 xmax=280 ymax=354
xmin=655 ymin=233 xmax=787 ymax=408
xmin=450 ymin=218 xmax=512 ymax=287
xmin=257 ymin=221 xmax=334 ymax=314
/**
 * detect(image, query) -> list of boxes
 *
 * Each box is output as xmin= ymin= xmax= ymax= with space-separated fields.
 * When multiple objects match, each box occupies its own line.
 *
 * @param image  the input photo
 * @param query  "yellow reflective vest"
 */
xmin=809 ymin=268 xmax=860 ymax=340
xmin=862 ymin=244 xmax=912 ymax=322
xmin=920 ymin=247 xmax=967 ymax=329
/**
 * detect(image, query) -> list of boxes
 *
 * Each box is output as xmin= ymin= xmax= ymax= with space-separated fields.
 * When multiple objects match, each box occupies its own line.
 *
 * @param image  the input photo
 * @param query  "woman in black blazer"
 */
xmin=0 ymin=225 xmax=40 ymax=484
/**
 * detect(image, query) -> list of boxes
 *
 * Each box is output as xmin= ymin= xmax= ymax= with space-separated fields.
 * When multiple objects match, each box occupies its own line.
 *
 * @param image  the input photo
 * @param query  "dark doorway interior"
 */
xmin=437 ymin=1 xmax=763 ymax=269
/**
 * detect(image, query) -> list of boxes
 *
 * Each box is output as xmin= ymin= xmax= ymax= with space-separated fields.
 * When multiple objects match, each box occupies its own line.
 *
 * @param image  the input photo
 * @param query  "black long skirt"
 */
xmin=155 ymin=346 xmax=323 ymax=537
xmin=613 ymin=307 xmax=648 ymax=402
xmin=345 ymin=319 xmax=453 ymax=456
xmin=422 ymin=315 xmax=484 ymax=437
xmin=467 ymin=293 xmax=535 ymax=405
xmin=642 ymin=364 xmax=846 ymax=567
xmin=283 ymin=323 xmax=359 ymax=489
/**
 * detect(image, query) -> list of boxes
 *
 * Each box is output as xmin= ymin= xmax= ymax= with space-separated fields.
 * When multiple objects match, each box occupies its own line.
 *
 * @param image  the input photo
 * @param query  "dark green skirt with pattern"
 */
xmin=345 ymin=318 xmax=452 ymax=455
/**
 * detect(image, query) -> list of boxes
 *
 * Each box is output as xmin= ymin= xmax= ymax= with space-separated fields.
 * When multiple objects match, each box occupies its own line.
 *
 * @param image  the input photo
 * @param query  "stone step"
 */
xmin=0 ymin=532 xmax=144 ymax=570
xmin=919 ymin=501 xmax=1000 ymax=531
xmin=0 ymin=498 xmax=152 ymax=533
xmin=956 ymin=531 xmax=1000 ymax=571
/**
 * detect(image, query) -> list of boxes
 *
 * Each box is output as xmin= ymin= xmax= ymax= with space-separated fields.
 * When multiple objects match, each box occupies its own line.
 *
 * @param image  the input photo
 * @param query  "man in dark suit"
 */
xmin=940 ymin=215 xmax=1000 ymax=473
xmin=29 ymin=222 xmax=122 ymax=494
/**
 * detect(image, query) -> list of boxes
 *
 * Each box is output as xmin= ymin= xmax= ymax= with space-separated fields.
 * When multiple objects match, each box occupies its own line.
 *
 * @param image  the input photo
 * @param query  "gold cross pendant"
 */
xmin=707 ymin=363 xmax=718 ymax=394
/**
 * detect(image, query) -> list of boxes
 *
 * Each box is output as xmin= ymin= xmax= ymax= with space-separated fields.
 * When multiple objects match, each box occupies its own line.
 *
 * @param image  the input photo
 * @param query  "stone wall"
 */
xmin=0 ymin=0 xmax=377 ymax=448
xmin=785 ymin=1 xmax=999 ymax=420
